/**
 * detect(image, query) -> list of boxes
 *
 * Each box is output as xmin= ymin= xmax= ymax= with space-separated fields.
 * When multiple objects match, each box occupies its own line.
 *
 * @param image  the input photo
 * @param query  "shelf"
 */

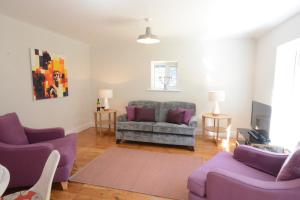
xmin=205 ymin=126 xmax=228 ymax=133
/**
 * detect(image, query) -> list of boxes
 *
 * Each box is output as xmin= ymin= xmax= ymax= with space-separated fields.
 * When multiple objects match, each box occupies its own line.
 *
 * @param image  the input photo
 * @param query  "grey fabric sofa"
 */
xmin=116 ymin=100 xmax=198 ymax=150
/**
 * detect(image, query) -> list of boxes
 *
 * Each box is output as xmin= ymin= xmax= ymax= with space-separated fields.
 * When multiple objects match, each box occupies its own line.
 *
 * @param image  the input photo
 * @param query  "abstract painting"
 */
xmin=30 ymin=49 xmax=68 ymax=100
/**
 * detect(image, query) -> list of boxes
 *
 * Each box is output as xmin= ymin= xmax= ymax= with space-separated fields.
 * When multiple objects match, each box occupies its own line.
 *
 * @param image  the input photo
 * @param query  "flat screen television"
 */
xmin=251 ymin=101 xmax=272 ymax=139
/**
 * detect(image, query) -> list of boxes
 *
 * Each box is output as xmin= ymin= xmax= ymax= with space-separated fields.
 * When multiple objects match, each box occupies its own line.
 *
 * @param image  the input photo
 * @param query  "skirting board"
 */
xmin=66 ymin=121 xmax=93 ymax=135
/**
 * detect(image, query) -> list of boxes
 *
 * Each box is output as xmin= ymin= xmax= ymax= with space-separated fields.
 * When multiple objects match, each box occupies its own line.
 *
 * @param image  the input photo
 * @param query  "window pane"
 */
xmin=168 ymin=66 xmax=177 ymax=87
xmin=154 ymin=65 xmax=166 ymax=89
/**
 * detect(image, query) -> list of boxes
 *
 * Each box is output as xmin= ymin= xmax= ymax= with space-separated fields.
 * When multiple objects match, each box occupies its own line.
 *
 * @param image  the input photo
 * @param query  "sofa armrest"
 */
xmin=234 ymin=145 xmax=288 ymax=176
xmin=206 ymin=169 xmax=300 ymax=200
xmin=188 ymin=116 xmax=198 ymax=128
xmin=24 ymin=127 xmax=65 ymax=143
xmin=117 ymin=114 xmax=128 ymax=122
xmin=0 ymin=142 xmax=54 ymax=188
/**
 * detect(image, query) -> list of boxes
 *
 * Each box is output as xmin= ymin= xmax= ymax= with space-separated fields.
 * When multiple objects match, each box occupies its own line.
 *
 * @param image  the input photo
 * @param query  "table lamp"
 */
xmin=99 ymin=89 xmax=113 ymax=110
xmin=208 ymin=90 xmax=225 ymax=115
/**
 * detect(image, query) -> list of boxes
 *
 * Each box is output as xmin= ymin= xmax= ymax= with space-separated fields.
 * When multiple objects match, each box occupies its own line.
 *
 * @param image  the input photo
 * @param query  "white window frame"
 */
xmin=150 ymin=61 xmax=180 ymax=91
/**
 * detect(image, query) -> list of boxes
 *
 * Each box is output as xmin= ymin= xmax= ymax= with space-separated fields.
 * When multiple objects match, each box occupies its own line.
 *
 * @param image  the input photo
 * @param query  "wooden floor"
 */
xmin=51 ymin=128 xmax=236 ymax=200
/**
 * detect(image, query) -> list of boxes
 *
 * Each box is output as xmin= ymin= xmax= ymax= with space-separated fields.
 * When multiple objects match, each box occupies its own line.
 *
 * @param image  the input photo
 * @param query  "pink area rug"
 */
xmin=70 ymin=147 xmax=204 ymax=200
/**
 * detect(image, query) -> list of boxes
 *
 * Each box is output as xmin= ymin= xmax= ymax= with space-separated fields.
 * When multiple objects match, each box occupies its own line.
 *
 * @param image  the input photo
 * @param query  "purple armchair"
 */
xmin=188 ymin=145 xmax=300 ymax=200
xmin=0 ymin=113 xmax=77 ymax=189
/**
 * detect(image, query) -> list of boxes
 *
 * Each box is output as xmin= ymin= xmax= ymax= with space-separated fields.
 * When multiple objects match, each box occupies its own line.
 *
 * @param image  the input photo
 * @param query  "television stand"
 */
xmin=236 ymin=128 xmax=269 ymax=145
xmin=236 ymin=128 xmax=287 ymax=153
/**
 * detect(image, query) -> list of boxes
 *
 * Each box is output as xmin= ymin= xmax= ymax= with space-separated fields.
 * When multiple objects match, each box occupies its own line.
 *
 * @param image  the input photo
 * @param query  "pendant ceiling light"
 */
xmin=137 ymin=18 xmax=160 ymax=44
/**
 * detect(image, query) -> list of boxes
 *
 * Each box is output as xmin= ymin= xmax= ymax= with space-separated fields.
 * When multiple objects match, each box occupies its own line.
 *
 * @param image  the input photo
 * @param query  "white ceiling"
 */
xmin=0 ymin=0 xmax=300 ymax=44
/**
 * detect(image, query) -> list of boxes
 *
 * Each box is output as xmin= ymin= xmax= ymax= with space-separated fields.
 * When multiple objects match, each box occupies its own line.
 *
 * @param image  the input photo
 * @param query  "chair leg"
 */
xmin=60 ymin=182 xmax=68 ymax=191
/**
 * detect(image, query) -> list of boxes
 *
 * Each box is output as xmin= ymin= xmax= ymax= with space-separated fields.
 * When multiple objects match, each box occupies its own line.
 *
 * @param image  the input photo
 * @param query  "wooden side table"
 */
xmin=202 ymin=113 xmax=232 ymax=145
xmin=94 ymin=109 xmax=117 ymax=135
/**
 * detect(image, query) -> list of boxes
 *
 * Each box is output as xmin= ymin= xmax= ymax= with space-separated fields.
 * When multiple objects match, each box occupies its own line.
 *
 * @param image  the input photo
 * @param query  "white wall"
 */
xmin=254 ymin=13 xmax=300 ymax=105
xmin=91 ymin=38 xmax=255 ymax=130
xmin=0 ymin=15 xmax=92 ymax=133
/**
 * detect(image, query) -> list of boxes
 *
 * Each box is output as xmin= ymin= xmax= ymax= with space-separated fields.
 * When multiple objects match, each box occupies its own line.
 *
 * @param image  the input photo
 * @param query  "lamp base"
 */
xmin=212 ymin=101 xmax=220 ymax=115
xmin=104 ymin=98 xmax=110 ymax=110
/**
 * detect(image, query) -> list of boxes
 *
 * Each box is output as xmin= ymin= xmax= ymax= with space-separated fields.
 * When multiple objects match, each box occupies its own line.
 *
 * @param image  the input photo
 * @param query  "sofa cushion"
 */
xmin=126 ymin=106 xmax=136 ymax=121
xmin=166 ymin=109 xmax=185 ymax=124
xmin=135 ymin=107 xmax=155 ymax=122
xmin=188 ymin=152 xmax=276 ymax=197
xmin=276 ymin=146 xmax=300 ymax=181
xmin=117 ymin=121 xmax=154 ymax=132
xmin=0 ymin=113 xmax=29 ymax=145
xmin=128 ymin=101 xmax=161 ymax=122
xmin=159 ymin=102 xmax=195 ymax=122
xmin=45 ymin=134 xmax=77 ymax=167
xmin=153 ymin=122 xmax=195 ymax=136
xmin=177 ymin=108 xmax=194 ymax=125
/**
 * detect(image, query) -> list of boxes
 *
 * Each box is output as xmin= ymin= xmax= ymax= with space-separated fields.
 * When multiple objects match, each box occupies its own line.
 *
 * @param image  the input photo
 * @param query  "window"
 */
xmin=151 ymin=61 xmax=178 ymax=90
xmin=270 ymin=38 xmax=300 ymax=150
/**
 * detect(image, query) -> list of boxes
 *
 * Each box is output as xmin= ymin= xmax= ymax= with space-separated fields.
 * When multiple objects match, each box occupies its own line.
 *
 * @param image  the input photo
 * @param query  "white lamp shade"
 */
xmin=99 ymin=89 xmax=113 ymax=99
xmin=208 ymin=90 xmax=226 ymax=102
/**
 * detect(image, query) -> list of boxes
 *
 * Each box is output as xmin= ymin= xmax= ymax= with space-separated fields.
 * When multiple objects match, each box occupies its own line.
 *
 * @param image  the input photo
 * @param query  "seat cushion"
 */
xmin=0 ymin=113 xmax=29 ymax=145
xmin=153 ymin=122 xmax=195 ymax=135
xmin=188 ymin=151 xmax=276 ymax=197
xmin=117 ymin=121 xmax=154 ymax=132
xmin=45 ymin=134 xmax=77 ymax=167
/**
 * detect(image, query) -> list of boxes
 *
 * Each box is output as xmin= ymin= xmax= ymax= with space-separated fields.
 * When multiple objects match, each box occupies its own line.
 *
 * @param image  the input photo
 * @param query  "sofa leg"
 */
xmin=60 ymin=181 xmax=68 ymax=191
xmin=188 ymin=146 xmax=195 ymax=151
xmin=116 ymin=139 xmax=121 ymax=144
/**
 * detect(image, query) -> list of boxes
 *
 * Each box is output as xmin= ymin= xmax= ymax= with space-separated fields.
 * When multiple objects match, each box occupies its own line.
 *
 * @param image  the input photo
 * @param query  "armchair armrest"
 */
xmin=188 ymin=116 xmax=198 ymax=128
xmin=206 ymin=169 xmax=300 ymax=200
xmin=0 ymin=142 xmax=54 ymax=188
xmin=234 ymin=145 xmax=288 ymax=176
xmin=117 ymin=114 xmax=128 ymax=122
xmin=24 ymin=127 xmax=65 ymax=143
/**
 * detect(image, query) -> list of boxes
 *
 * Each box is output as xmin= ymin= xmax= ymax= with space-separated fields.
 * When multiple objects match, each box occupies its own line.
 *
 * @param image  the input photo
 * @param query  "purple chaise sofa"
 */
xmin=0 ymin=112 xmax=77 ymax=189
xmin=188 ymin=145 xmax=300 ymax=200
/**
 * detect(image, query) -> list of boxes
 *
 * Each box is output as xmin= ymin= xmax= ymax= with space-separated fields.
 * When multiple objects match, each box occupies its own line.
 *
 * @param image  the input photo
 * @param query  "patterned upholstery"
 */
xmin=117 ymin=101 xmax=197 ymax=149
xmin=153 ymin=122 xmax=195 ymax=136
xmin=117 ymin=121 xmax=154 ymax=132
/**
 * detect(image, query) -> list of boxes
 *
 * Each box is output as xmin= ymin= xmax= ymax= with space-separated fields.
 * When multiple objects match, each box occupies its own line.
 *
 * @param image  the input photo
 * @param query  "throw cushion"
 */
xmin=276 ymin=146 xmax=300 ymax=181
xmin=135 ymin=107 xmax=155 ymax=122
xmin=166 ymin=109 xmax=185 ymax=124
xmin=126 ymin=106 xmax=136 ymax=121
xmin=0 ymin=113 xmax=29 ymax=145
xmin=177 ymin=108 xmax=194 ymax=125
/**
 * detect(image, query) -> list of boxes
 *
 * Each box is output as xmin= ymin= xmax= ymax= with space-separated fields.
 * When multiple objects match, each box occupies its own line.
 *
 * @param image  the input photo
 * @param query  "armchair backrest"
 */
xmin=0 ymin=113 xmax=29 ymax=145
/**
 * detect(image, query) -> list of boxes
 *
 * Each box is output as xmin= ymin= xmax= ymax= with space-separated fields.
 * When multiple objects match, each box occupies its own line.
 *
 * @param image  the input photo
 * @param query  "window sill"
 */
xmin=146 ymin=89 xmax=183 ymax=92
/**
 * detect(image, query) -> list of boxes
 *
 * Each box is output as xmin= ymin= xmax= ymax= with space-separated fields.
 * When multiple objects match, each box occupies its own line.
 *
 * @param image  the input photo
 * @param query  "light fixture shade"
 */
xmin=208 ymin=90 xmax=226 ymax=102
xmin=99 ymin=89 xmax=113 ymax=99
xmin=137 ymin=27 xmax=160 ymax=44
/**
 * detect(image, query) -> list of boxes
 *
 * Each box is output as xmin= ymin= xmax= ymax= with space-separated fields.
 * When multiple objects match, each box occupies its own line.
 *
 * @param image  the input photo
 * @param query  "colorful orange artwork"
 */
xmin=30 ymin=49 xmax=68 ymax=100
